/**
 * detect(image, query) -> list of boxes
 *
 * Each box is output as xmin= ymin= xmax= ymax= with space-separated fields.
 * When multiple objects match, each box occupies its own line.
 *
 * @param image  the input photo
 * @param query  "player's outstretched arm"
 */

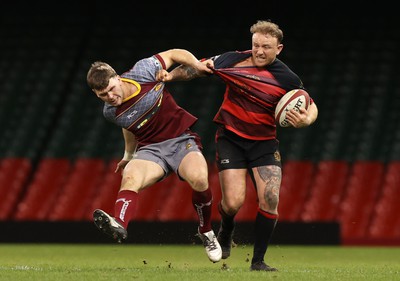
xmin=156 ymin=49 xmax=212 ymax=82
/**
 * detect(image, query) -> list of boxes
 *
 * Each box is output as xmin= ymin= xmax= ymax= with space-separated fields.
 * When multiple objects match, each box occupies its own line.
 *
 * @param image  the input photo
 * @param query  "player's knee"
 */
xmin=188 ymin=175 xmax=208 ymax=191
xmin=223 ymin=198 xmax=244 ymax=214
xmin=259 ymin=196 xmax=279 ymax=212
xmin=183 ymin=167 xmax=208 ymax=191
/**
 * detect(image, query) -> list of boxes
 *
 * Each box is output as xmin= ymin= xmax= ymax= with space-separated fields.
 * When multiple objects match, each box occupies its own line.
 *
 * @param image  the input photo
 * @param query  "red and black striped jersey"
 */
xmin=210 ymin=50 xmax=308 ymax=140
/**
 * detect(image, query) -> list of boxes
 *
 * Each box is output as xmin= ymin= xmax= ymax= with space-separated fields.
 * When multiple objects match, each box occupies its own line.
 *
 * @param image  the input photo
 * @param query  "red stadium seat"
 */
xmin=135 ymin=174 xmax=180 ymax=221
xmin=0 ymin=158 xmax=32 ymax=219
xmin=301 ymin=161 xmax=349 ymax=222
xmin=84 ymin=159 xmax=121 ymax=220
xmin=338 ymin=161 xmax=384 ymax=239
xmin=14 ymin=158 xmax=71 ymax=220
xmin=156 ymin=175 xmax=196 ymax=221
xmin=368 ymin=161 xmax=400 ymax=239
xmin=48 ymin=158 xmax=105 ymax=221
xmin=278 ymin=161 xmax=315 ymax=221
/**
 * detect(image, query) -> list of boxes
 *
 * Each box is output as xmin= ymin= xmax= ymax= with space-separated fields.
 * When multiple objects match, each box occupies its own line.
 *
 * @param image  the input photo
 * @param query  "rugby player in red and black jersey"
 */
xmin=86 ymin=49 xmax=222 ymax=263
xmin=157 ymin=20 xmax=318 ymax=271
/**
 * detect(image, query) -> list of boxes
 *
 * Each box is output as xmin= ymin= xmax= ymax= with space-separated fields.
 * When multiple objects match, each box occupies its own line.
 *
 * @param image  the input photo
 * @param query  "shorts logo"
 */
xmin=221 ymin=159 xmax=230 ymax=164
xmin=186 ymin=143 xmax=192 ymax=150
xmin=274 ymin=151 xmax=281 ymax=162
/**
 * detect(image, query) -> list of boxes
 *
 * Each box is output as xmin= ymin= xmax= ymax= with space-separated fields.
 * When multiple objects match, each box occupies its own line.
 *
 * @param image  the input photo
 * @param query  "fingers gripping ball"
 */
xmin=275 ymin=89 xmax=310 ymax=127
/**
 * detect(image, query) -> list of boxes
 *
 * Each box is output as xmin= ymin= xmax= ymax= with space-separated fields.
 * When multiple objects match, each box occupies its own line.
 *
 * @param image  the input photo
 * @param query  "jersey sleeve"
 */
xmin=211 ymin=51 xmax=252 ymax=69
xmin=122 ymin=56 xmax=163 ymax=83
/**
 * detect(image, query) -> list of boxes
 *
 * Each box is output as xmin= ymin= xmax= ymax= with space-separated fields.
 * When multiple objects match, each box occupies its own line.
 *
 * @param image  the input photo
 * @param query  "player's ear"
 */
xmin=276 ymin=44 xmax=284 ymax=54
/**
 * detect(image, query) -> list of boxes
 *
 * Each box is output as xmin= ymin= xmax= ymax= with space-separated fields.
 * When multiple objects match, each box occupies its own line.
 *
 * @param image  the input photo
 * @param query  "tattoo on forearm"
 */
xmin=186 ymin=67 xmax=198 ymax=78
xmin=181 ymin=65 xmax=198 ymax=79
xmin=170 ymin=65 xmax=201 ymax=81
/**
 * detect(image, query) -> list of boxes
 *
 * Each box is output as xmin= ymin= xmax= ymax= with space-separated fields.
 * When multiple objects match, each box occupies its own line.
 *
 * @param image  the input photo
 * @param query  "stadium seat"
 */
xmin=135 ymin=174 xmax=181 ymax=221
xmin=338 ymin=161 xmax=384 ymax=239
xmin=301 ymin=161 xmax=349 ymax=222
xmin=84 ymin=159 xmax=121 ymax=220
xmin=367 ymin=161 xmax=400 ymax=239
xmin=14 ymin=158 xmax=71 ymax=220
xmin=278 ymin=161 xmax=315 ymax=221
xmin=47 ymin=158 xmax=105 ymax=221
xmin=0 ymin=158 xmax=31 ymax=220
xmin=156 ymin=175 xmax=196 ymax=221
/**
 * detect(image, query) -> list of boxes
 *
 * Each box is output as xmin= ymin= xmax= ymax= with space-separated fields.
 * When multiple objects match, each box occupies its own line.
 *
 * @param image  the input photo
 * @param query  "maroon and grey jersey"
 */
xmin=210 ymin=50 xmax=310 ymax=140
xmin=103 ymin=54 xmax=197 ymax=147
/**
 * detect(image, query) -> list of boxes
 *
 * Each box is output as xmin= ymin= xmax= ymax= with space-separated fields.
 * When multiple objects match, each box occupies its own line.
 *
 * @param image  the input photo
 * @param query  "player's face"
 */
xmin=94 ymin=77 xmax=124 ymax=106
xmin=251 ymin=32 xmax=283 ymax=67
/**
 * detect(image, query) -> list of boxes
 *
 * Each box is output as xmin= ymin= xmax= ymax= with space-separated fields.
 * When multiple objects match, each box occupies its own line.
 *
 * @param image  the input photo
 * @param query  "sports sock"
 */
xmin=251 ymin=208 xmax=278 ymax=264
xmin=114 ymin=190 xmax=138 ymax=229
xmin=218 ymin=202 xmax=235 ymax=231
xmin=192 ymin=189 xmax=213 ymax=233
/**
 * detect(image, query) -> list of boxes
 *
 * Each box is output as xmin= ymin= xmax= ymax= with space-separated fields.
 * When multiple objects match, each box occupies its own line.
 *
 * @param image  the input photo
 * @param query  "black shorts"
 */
xmin=215 ymin=127 xmax=281 ymax=171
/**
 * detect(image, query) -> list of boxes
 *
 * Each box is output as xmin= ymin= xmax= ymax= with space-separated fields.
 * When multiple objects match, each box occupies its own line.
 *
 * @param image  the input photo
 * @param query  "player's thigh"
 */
xmin=219 ymin=168 xmax=247 ymax=209
xmin=178 ymin=151 xmax=208 ymax=186
xmin=251 ymin=165 xmax=281 ymax=211
xmin=121 ymin=159 xmax=165 ymax=191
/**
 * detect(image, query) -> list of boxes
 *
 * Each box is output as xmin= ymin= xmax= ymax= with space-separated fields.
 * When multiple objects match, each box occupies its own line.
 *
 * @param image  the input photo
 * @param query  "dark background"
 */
xmin=1 ymin=0 xmax=398 ymax=164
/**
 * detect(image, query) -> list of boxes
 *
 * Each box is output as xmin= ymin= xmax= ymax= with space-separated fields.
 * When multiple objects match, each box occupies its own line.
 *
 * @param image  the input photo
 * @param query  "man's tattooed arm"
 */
xmin=168 ymin=64 xmax=206 ymax=81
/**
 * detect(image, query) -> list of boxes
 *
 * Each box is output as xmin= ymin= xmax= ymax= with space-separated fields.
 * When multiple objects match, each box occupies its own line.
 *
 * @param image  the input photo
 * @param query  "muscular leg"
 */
xmin=219 ymin=168 xmax=247 ymax=214
xmin=179 ymin=151 xmax=222 ymax=262
xmin=250 ymin=165 xmax=281 ymax=270
xmin=178 ymin=151 xmax=211 ymax=232
xmin=217 ymin=168 xmax=247 ymax=258
xmin=93 ymin=159 xmax=164 ymax=242
xmin=115 ymin=159 xmax=165 ymax=228
xmin=178 ymin=151 xmax=208 ymax=192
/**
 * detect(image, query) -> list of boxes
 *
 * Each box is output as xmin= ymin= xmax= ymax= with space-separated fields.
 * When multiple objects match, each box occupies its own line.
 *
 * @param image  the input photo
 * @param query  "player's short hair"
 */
xmin=250 ymin=20 xmax=283 ymax=44
xmin=87 ymin=61 xmax=118 ymax=91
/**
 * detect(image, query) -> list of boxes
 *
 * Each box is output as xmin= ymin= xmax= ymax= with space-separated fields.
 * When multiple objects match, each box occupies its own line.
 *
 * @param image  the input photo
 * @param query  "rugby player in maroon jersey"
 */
xmin=86 ymin=49 xmax=222 ymax=263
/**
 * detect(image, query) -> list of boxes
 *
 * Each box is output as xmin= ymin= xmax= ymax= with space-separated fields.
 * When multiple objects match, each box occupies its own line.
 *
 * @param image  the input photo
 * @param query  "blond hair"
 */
xmin=250 ymin=20 xmax=283 ymax=44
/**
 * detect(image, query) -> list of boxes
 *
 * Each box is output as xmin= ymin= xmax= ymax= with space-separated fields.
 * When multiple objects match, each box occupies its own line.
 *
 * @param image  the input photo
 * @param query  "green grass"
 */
xmin=0 ymin=244 xmax=399 ymax=281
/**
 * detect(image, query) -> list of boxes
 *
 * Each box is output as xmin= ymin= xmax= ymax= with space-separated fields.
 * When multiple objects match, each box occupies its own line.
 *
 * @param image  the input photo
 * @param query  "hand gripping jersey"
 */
xmin=103 ymin=54 xmax=197 ymax=147
xmin=210 ymin=50 xmax=311 ymax=140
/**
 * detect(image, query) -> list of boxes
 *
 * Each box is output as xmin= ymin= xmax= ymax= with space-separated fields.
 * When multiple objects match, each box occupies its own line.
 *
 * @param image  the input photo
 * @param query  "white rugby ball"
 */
xmin=275 ymin=89 xmax=310 ymax=127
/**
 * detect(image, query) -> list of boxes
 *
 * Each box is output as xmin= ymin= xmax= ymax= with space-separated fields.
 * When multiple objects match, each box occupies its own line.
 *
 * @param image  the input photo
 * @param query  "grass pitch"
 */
xmin=0 ymin=243 xmax=399 ymax=281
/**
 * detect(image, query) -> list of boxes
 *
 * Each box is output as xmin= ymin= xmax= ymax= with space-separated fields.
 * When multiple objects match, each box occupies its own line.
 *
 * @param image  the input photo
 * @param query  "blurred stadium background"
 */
xmin=0 ymin=1 xmax=399 ymax=245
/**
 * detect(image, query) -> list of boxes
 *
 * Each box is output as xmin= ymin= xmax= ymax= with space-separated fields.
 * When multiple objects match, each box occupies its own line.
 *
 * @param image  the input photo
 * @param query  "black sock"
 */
xmin=251 ymin=210 xmax=278 ymax=264
xmin=218 ymin=202 xmax=235 ymax=231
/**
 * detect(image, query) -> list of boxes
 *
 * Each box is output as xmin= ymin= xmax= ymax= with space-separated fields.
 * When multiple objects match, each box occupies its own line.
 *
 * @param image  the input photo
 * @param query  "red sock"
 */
xmin=192 ymin=189 xmax=213 ymax=233
xmin=114 ymin=190 xmax=138 ymax=229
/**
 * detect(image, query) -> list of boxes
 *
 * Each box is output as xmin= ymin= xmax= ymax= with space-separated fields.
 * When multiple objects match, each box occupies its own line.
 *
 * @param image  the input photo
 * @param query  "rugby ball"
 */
xmin=275 ymin=89 xmax=310 ymax=127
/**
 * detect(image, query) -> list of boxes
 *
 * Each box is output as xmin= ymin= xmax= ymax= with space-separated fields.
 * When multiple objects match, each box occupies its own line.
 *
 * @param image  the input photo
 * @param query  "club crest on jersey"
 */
xmin=274 ymin=151 xmax=281 ymax=162
xmin=154 ymin=83 xmax=163 ymax=91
